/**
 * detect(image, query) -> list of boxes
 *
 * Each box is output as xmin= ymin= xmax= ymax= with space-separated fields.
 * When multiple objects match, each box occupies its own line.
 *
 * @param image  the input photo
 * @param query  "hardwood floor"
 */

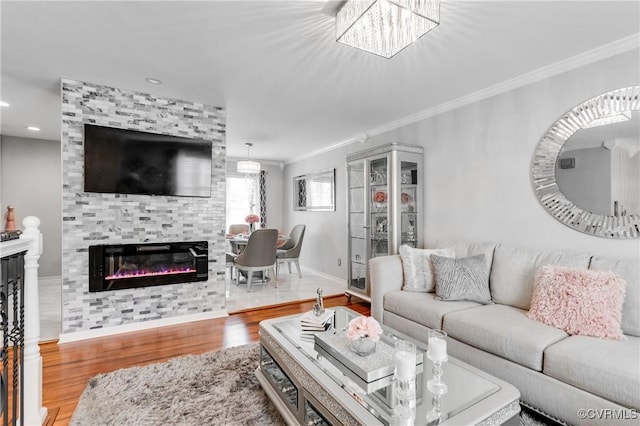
xmin=41 ymin=295 xmax=370 ymax=425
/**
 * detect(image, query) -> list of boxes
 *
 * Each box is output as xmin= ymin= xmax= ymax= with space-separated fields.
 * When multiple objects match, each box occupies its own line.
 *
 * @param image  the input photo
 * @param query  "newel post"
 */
xmin=21 ymin=216 xmax=47 ymax=425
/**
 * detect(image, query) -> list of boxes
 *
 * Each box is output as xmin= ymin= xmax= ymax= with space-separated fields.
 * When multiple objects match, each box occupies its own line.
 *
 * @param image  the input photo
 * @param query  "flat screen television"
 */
xmin=84 ymin=124 xmax=213 ymax=197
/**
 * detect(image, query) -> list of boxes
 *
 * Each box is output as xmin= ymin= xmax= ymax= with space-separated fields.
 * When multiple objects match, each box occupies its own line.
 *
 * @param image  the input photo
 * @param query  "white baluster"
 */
xmin=21 ymin=216 xmax=47 ymax=425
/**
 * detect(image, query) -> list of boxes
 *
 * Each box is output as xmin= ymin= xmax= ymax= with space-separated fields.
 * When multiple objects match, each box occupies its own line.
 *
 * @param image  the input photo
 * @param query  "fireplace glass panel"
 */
xmin=89 ymin=241 xmax=208 ymax=292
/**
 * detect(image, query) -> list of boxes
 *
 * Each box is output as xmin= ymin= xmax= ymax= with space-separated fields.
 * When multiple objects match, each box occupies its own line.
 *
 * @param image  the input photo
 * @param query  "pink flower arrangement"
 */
xmin=245 ymin=214 xmax=260 ymax=224
xmin=346 ymin=316 xmax=382 ymax=342
xmin=373 ymin=191 xmax=387 ymax=203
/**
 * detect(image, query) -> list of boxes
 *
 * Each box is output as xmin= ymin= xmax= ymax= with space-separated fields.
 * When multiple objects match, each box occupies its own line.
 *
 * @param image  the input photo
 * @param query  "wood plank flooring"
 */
xmin=41 ymin=295 xmax=370 ymax=425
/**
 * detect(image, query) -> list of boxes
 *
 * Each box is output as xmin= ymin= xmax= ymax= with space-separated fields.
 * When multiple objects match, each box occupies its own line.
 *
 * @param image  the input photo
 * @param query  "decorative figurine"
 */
xmin=4 ymin=206 xmax=16 ymax=231
xmin=313 ymin=287 xmax=325 ymax=317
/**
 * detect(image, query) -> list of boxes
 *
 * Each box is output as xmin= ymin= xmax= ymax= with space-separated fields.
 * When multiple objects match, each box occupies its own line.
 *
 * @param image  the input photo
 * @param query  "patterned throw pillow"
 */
xmin=431 ymin=254 xmax=492 ymax=304
xmin=527 ymin=265 xmax=626 ymax=340
xmin=400 ymin=245 xmax=454 ymax=292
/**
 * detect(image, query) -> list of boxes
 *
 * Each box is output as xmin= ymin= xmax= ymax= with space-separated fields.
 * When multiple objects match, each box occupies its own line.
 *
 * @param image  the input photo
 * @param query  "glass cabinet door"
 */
xmin=400 ymin=160 xmax=418 ymax=248
xmin=348 ymin=160 xmax=367 ymax=292
xmin=369 ymin=156 xmax=389 ymax=259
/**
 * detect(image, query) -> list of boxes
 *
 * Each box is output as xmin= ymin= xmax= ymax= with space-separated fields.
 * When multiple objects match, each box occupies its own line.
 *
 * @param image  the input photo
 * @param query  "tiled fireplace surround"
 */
xmin=61 ymin=79 xmax=227 ymax=337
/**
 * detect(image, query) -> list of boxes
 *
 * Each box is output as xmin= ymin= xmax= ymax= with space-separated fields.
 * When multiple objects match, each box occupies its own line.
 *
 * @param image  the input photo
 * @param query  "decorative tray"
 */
xmin=314 ymin=331 xmax=423 ymax=388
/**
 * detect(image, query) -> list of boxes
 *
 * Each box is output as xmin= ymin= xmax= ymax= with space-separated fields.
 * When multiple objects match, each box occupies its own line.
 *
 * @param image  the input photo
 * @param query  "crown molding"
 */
xmin=286 ymin=34 xmax=640 ymax=165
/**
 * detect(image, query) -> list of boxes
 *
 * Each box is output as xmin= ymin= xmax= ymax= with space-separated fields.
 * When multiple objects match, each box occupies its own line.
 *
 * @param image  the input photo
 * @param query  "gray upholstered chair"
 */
xmin=276 ymin=224 xmax=306 ymax=278
xmin=228 ymin=224 xmax=250 ymax=235
xmin=233 ymin=228 xmax=278 ymax=291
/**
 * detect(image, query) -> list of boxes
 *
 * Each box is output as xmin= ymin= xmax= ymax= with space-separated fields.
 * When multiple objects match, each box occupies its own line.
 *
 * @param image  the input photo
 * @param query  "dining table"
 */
xmin=226 ymin=232 xmax=289 ymax=255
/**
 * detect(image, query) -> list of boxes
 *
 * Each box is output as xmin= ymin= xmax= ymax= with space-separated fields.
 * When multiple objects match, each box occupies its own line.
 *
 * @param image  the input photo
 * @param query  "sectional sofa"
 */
xmin=370 ymin=241 xmax=639 ymax=425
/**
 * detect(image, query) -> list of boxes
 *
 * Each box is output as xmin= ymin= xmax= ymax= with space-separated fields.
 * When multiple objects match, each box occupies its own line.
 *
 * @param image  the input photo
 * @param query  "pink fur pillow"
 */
xmin=528 ymin=265 xmax=626 ymax=340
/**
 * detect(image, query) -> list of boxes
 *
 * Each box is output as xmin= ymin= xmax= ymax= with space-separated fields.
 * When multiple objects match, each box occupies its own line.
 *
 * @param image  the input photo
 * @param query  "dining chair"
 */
xmin=225 ymin=252 xmax=236 ymax=280
xmin=276 ymin=224 xmax=306 ymax=278
xmin=228 ymin=224 xmax=250 ymax=235
xmin=233 ymin=228 xmax=278 ymax=291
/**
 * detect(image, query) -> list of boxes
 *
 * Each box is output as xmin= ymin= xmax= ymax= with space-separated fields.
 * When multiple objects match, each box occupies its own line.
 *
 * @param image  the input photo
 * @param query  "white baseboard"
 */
xmin=58 ymin=310 xmax=228 ymax=344
xmin=300 ymin=266 xmax=346 ymax=286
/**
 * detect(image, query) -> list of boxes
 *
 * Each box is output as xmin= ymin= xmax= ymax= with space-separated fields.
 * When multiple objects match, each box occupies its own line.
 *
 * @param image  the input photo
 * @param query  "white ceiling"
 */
xmin=1 ymin=1 xmax=638 ymax=163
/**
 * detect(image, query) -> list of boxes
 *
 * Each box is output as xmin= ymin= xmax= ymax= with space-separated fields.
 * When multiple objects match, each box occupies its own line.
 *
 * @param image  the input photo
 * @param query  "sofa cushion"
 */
xmin=431 ymin=254 xmax=492 ymax=304
xmin=589 ymin=256 xmax=640 ymax=337
xmin=433 ymin=241 xmax=497 ymax=279
xmin=443 ymin=304 xmax=568 ymax=371
xmin=490 ymin=244 xmax=591 ymax=310
xmin=528 ymin=265 xmax=626 ymax=340
xmin=399 ymin=245 xmax=453 ymax=292
xmin=384 ymin=291 xmax=481 ymax=330
xmin=543 ymin=335 xmax=640 ymax=409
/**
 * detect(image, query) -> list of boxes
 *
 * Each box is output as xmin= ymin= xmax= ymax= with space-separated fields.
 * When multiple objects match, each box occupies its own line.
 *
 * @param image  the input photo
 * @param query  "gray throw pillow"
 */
xmin=431 ymin=254 xmax=493 ymax=304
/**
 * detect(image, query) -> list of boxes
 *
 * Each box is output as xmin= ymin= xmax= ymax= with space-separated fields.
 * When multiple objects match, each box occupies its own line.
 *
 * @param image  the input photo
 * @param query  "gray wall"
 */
xmin=284 ymin=49 xmax=640 ymax=281
xmin=0 ymin=135 xmax=61 ymax=276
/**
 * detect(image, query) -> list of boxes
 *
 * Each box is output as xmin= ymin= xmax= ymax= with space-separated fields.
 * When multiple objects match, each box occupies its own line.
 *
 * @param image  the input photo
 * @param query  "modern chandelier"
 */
xmin=336 ymin=0 xmax=440 ymax=59
xmin=237 ymin=142 xmax=261 ymax=174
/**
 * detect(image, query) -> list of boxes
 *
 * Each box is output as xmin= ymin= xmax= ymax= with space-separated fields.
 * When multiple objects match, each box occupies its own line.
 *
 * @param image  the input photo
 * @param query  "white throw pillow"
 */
xmin=399 ymin=245 xmax=453 ymax=292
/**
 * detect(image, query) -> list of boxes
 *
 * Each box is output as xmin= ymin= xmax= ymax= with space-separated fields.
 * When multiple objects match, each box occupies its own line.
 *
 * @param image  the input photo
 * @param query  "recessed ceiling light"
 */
xmin=0 ymin=101 xmax=9 ymax=107
xmin=26 ymin=126 xmax=41 ymax=132
xmin=145 ymin=77 xmax=162 ymax=85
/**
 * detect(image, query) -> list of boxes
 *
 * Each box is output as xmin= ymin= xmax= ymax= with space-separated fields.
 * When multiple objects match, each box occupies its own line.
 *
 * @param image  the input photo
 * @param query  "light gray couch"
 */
xmin=370 ymin=241 xmax=639 ymax=425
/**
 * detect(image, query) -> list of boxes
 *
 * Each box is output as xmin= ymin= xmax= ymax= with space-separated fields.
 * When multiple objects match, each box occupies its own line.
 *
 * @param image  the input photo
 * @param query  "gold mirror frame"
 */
xmin=531 ymin=86 xmax=640 ymax=239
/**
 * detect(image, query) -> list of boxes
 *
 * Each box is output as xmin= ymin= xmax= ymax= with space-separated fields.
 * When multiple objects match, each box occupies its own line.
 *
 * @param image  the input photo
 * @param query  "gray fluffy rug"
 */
xmin=72 ymin=342 xmax=554 ymax=426
xmin=70 ymin=343 xmax=285 ymax=426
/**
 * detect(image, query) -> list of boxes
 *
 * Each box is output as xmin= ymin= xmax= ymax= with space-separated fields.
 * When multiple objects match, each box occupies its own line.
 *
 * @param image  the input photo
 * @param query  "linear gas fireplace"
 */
xmin=89 ymin=241 xmax=208 ymax=292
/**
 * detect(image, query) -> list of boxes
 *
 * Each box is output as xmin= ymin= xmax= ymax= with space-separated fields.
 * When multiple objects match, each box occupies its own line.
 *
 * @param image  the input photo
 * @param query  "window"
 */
xmin=226 ymin=173 xmax=260 ymax=230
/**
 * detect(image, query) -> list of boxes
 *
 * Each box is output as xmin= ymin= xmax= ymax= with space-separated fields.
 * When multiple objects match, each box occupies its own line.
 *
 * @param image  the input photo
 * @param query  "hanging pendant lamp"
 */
xmin=237 ymin=142 xmax=261 ymax=174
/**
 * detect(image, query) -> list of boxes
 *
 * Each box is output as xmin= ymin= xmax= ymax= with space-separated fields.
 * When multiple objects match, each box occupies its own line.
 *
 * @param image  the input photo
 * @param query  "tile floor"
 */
xmin=38 ymin=268 xmax=347 ymax=341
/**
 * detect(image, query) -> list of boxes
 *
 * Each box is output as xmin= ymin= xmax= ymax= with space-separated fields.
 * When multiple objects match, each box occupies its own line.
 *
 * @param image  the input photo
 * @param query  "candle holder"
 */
xmin=426 ymin=388 xmax=448 ymax=424
xmin=394 ymin=340 xmax=417 ymax=399
xmin=392 ymin=376 xmax=416 ymax=426
xmin=427 ymin=329 xmax=448 ymax=395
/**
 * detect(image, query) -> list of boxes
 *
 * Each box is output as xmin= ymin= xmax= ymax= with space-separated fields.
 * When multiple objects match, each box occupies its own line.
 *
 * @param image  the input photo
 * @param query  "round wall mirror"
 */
xmin=531 ymin=86 xmax=640 ymax=239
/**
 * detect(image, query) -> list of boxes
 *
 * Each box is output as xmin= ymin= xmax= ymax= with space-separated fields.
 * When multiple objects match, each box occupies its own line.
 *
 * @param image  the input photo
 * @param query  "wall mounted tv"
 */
xmin=84 ymin=124 xmax=213 ymax=198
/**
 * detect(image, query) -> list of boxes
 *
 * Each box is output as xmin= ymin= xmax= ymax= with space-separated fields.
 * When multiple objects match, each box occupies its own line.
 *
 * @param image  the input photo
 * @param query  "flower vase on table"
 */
xmin=245 ymin=214 xmax=260 ymax=234
xmin=350 ymin=336 xmax=377 ymax=356
xmin=347 ymin=316 xmax=382 ymax=356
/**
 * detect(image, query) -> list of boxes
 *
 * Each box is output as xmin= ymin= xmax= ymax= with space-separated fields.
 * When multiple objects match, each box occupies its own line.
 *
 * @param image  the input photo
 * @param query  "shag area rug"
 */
xmin=71 ymin=343 xmax=554 ymax=426
xmin=70 ymin=343 xmax=284 ymax=426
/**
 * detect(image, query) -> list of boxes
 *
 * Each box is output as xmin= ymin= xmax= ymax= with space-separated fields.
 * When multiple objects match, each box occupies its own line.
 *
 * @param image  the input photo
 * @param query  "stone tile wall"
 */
xmin=61 ymin=79 xmax=226 ymax=334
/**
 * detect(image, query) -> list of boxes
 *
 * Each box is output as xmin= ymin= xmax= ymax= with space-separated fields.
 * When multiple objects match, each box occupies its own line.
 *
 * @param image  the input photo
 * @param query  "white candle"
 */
xmin=394 ymin=350 xmax=416 ymax=381
xmin=428 ymin=336 xmax=447 ymax=361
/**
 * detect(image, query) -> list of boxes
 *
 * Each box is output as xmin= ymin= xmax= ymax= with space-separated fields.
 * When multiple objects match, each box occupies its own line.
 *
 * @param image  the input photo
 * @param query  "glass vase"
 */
xmin=350 ymin=336 xmax=376 ymax=356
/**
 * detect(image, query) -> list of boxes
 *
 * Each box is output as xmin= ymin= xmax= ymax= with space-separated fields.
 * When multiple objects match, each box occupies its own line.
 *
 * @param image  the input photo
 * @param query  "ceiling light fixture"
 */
xmin=336 ymin=0 xmax=440 ymax=59
xmin=0 ymin=101 xmax=9 ymax=107
xmin=581 ymin=111 xmax=632 ymax=129
xmin=26 ymin=126 xmax=41 ymax=132
xmin=237 ymin=142 xmax=261 ymax=174
xmin=145 ymin=77 xmax=162 ymax=85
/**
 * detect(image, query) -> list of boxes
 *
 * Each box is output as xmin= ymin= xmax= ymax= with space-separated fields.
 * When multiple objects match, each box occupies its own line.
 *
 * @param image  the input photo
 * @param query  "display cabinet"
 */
xmin=346 ymin=143 xmax=423 ymax=301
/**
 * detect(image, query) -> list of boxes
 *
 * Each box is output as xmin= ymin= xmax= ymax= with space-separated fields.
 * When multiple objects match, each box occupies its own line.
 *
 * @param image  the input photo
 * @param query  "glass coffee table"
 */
xmin=256 ymin=307 xmax=520 ymax=425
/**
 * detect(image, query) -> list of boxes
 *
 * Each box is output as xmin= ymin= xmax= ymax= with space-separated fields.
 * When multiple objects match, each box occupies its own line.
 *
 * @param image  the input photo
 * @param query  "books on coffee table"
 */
xmin=300 ymin=309 xmax=334 ymax=340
